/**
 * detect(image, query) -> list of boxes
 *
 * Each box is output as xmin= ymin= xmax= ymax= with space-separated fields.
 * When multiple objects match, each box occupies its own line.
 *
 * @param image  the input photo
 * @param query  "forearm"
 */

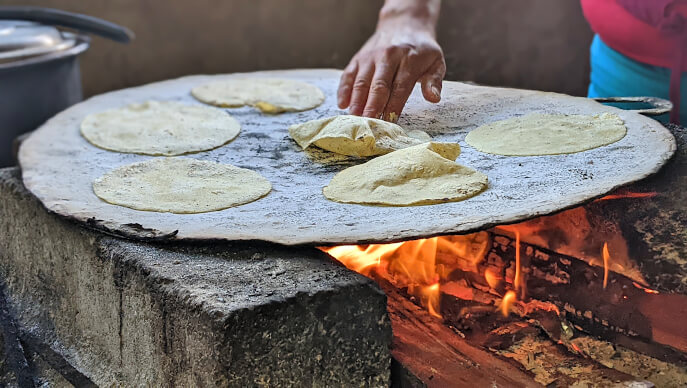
xmin=377 ymin=0 xmax=441 ymax=36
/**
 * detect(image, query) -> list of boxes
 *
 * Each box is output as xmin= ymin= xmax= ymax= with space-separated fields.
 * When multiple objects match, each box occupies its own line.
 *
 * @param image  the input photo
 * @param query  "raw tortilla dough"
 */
xmin=93 ymin=157 xmax=271 ymax=213
xmin=81 ymin=101 xmax=240 ymax=156
xmin=465 ymin=112 xmax=627 ymax=156
xmin=289 ymin=115 xmax=431 ymax=157
xmin=323 ymin=142 xmax=488 ymax=206
xmin=191 ymin=78 xmax=325 ymax=113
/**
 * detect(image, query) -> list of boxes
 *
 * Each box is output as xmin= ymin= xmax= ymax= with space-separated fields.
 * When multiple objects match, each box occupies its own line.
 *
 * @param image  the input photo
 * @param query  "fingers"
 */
xmin=348 ymin=63 xmax=375 ymax=116
xmin=339 ymin=37 xmax=445 ymax=121
xmin=337 ymin=62 xmax=357 ymax=109
xmin=362 ymin=57 xmax=400 ymax=118
xmin=383 ymin=55 xmax=445 ymax=120
xmin=420 ymin=57 xmax=446 ymax=103
xmin=382 ymin=65 xmax=419 ymax=122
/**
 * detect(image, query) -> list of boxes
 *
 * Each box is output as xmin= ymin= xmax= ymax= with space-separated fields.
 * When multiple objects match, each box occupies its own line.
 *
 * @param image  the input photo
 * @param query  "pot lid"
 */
xmin=0 ymin=20 xmax=77 ymax=63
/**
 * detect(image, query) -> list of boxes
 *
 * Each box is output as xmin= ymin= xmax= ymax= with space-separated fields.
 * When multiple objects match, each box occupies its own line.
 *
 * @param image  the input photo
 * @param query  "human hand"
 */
xmin=337 ymin=23 xmax=445 ymax=122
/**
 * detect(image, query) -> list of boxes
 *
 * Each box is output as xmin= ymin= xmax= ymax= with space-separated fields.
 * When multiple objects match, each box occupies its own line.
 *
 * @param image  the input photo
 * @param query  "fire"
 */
xmin=388 ymin=237 xmax=438 ymax=286
xmin=321 ymin=237 xmax=442 ymax=318
xmin=602 ymin=242 xmax=610 ymax=289
xmin=324 ymin=245 xmax=385 ymax=275
xmin=484 ymin=268 xmax=502 ymax=289
xmin=322 ymin=216 xmax=647 ymax=323
xmin=595 ymin=191 xmax=658 ymax=201
xmin=323 ymin=230 xmax=534 ymax=320
xmin=632 ymin=281 xmax=659 ymax=294
xmin=515 ymin=230 xmax=522 ymax=291
xmin=501 ymin=206 xmax=648 ymax=286
xmin=321 ymin=233 xmax=491 ymax=318
xmin=500 ymin=291 xmax=517 ymax=317
xmin=495 ymin=226 xmax=526 ymax=299
xmin=422 ymin=283 xmax=442 ymax=318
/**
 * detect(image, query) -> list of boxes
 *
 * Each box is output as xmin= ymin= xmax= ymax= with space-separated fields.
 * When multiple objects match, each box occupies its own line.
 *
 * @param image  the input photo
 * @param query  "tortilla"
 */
xmin=465 ymin=113 xmax=627 ymax=156
xmin=80 ymin=101 xmax=240 ymax=156
xmin=323 ymin=142 xmax=488 ymax=206
xmin=191 ymin=78 xmax=325 ymax=113
xmin=289 ymin=115 xmax=431 ymax=157
xmin=93 ymin=158 xmax=271 ymax=213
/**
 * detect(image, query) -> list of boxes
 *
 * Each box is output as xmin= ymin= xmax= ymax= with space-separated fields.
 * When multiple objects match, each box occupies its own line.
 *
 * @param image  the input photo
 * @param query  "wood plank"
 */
xmin=386 ymin=283 xmax=642 ymax=387
xmin=385 ymin=285 xmax=541 ymax=388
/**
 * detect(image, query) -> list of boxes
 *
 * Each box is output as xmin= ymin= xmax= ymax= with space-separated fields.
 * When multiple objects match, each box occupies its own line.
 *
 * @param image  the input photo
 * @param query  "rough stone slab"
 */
xmin=0 ymin=168 xmax=391 ymax=386
xmin=19 ymin=69 xmax=676 ymax=245
xmin=0 ymin=326 xmax=16 ymax=386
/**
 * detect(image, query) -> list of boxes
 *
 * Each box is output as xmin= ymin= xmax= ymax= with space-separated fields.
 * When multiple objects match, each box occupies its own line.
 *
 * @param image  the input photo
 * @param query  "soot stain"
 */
xmin=242 ymin=132 xmax=271 ymax=140
xmin=270 ymin=144 xmax=291 ymax=160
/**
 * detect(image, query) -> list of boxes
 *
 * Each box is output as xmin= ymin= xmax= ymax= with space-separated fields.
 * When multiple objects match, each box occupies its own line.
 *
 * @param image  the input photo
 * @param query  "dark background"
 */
xmin=4 ymin=0 xmax=594 ymax=97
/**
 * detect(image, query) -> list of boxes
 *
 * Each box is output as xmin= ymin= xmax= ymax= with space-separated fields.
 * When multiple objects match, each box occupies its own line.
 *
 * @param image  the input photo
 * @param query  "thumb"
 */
xmin=420 ymin=57 xmax=446 ymax=103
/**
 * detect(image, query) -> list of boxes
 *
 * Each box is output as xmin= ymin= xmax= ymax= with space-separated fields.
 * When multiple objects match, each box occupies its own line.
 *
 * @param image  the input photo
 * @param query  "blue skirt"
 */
xmin=588 ymin=34 xmax=687 ymax=124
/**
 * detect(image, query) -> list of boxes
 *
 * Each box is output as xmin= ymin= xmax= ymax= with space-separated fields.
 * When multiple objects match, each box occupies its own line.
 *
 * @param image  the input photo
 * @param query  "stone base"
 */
xmin=0 ymin=168 xmax=391 ymax=386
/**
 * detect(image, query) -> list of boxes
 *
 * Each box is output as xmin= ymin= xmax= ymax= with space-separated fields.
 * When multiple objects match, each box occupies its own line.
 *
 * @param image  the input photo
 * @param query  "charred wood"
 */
xmin=385 ymin=281 xmax=644 ymax=387
xmin=382 ymin=282 xmax=539 ymax=388
xmin=454 ymin=235 xmax=687 ymax=364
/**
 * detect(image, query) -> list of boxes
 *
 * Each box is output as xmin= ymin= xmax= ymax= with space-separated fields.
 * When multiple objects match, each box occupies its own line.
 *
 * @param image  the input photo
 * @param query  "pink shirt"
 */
xmin=581 ymin=0 xmax=687 ymax=70
xmin=581 ymin=0 xmax=687 ymax=123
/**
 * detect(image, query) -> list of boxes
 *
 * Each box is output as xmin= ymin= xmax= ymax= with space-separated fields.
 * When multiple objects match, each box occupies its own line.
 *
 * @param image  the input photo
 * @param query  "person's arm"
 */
xmin=337 ymin=0 xmax=444 ymax=122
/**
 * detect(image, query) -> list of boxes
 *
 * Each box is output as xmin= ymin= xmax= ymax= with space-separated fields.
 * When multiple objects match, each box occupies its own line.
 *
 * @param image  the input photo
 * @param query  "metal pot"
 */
xmin=0 ymin=6 xmax=133 ymax=167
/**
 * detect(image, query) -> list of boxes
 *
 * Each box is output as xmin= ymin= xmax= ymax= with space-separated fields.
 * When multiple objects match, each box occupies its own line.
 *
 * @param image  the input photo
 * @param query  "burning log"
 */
xmin=384 ymin=281 xmax=651 ymax=387
xmin=325 ymin=240 xmax=677 ymax=385
xmin=324 ymin=225 xmax=687 ymax=364
xmin=383 ymin=283 xmax=539 ymax=388
xmin=441 ymin=232 xmax=687 ymax=364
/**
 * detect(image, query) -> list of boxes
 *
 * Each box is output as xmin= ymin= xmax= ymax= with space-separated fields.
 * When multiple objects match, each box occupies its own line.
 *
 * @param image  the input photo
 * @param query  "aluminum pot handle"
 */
xmin=0 ymin=6 xmax=134 ymax=43
xmin=592 ymin=96 xmax=673 ymax=117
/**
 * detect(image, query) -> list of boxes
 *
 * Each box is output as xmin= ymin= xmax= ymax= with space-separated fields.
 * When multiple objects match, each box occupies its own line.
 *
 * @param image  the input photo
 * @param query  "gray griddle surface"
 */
xmin=19 ymin=69 xmax=676 ymax=245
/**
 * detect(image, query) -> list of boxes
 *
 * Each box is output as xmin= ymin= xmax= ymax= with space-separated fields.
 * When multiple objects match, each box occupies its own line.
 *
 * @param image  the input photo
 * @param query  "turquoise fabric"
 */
xmin=588 ymin=34 xmax=687 ymax=124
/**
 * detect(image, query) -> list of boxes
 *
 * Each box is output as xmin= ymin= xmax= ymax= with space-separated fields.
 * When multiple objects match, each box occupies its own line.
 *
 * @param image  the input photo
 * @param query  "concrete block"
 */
xmin=0 ymin=168 xmax=391 ymax=386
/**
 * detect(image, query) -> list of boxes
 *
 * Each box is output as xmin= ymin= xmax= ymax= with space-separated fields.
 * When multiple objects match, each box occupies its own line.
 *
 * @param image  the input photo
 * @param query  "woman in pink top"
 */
xmin=338 ymin=0 xmax=687 ymax=124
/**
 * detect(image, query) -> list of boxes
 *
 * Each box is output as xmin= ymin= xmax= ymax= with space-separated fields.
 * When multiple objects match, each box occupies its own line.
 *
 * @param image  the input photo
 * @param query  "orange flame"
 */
xmin=632 ymin=281 xmax=660 ymax=294
xmin=596 ymin=191 xmax=658 ymax=201
xmin=602 ymin=242 xmax=610 ymax=289
xmin=515 ymin=231 xmax=522 ymax=291
xmin=500 ymin=291 xmax=517 ymax=317
xmin=437 ymin=235 xmax=489 ymax=269
xmin=324 ymin=245 xmax=382 ymax=275
xmin=484 ymin=268 xmax=502 ymax=289
xmin=321 ymin=237 xmax=458 ymax=318
xmin=422 ymin=283 xmax=442 ymax=318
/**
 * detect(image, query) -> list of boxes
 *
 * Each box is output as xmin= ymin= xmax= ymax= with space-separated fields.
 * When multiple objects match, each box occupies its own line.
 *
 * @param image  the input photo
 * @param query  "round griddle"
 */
xmin=19 ymin=69 xmax=676 ymax=246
